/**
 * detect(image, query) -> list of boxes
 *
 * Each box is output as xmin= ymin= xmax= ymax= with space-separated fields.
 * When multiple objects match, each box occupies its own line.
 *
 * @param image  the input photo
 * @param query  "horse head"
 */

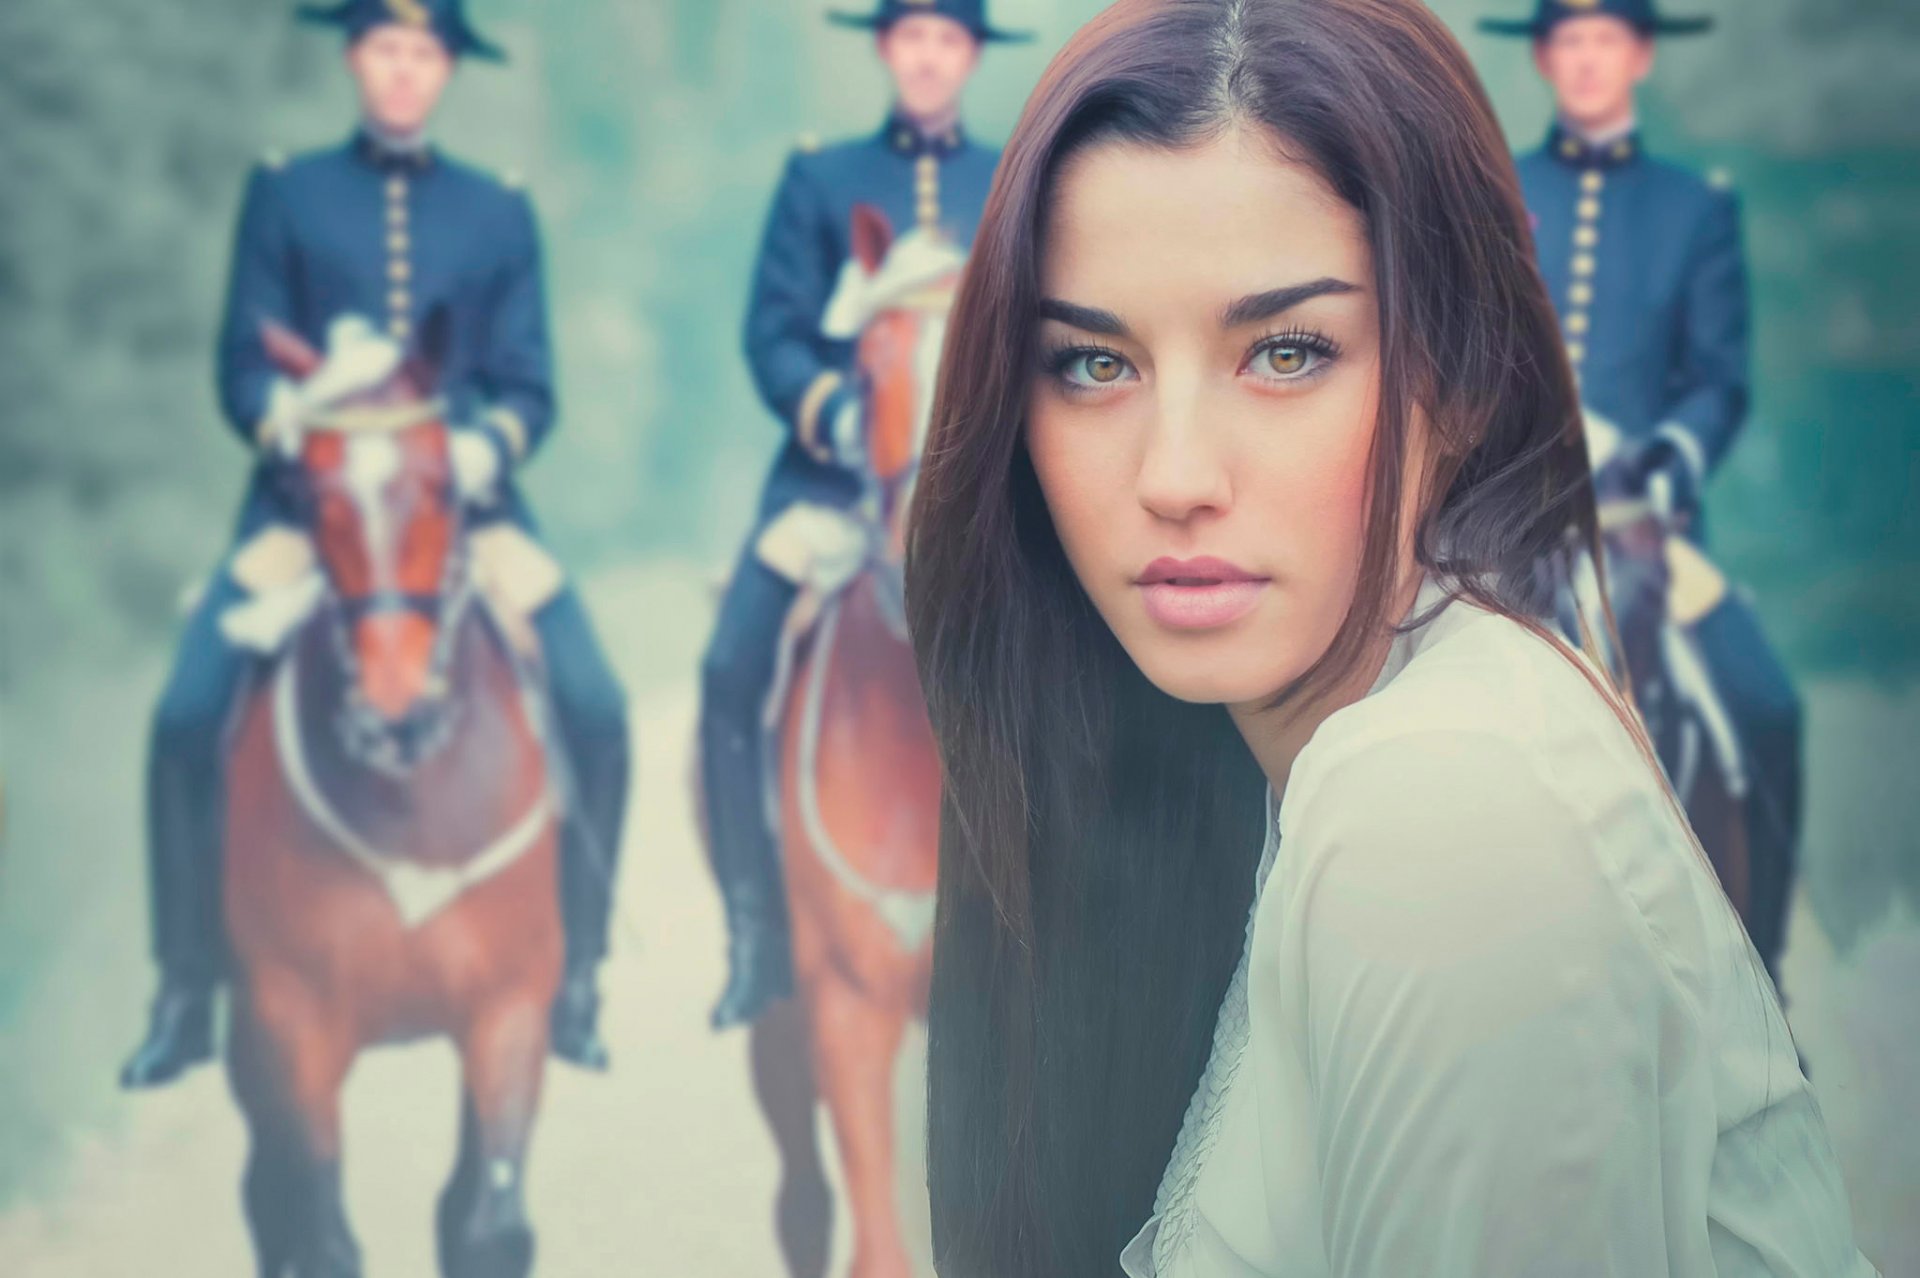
xmin=263 ymin=314 xmax=468 ymax=770
xmin=822 ymin=205 xmax=966 ymax=570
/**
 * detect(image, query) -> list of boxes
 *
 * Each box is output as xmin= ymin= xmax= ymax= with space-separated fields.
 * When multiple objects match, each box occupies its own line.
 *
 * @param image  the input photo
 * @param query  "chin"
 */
xmin=1124 ymin=636 xmax=1301 ymax=709
xmin=375 ymin=104 xmax=428 ymax=133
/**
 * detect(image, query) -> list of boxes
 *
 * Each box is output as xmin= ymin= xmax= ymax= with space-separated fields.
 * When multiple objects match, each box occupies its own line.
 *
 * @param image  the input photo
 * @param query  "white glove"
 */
xmin=828 ymin=394 xmax=867 ymax=470
xmin=262 ymin=377 xmax=306 ymax=458
xmin=450 ymin=429 xmax=503 ymax=504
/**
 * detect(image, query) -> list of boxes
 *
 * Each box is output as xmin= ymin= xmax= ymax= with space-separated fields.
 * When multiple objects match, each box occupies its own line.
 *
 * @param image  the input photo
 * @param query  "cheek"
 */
xmin=1237 ymin=376 xmax=1379 ymax=596
xmin=1024 ymin=399 xmax=1124 ymax=576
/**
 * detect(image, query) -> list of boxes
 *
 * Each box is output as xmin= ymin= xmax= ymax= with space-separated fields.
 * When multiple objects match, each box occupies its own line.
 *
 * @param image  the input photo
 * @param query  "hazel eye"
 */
xmin=1258 ymin=343 xmax=1312 ymax=377
xmin=1074 ymin=351 xmax=1129 ymax=385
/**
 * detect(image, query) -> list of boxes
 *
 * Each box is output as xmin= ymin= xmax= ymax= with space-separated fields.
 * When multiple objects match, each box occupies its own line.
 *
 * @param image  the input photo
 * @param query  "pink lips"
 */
xmin=1135 ymin=556 xmax=1270 ymax=630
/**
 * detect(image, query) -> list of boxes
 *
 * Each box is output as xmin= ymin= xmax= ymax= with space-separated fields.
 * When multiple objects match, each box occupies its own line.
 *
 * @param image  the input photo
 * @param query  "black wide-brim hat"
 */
xmin=1479 ymin=0 xmax=1712 ymax=38
xmin=827 ymin=0 xmax=1034 ymax=44
xmin=299 ymin=0 xmax=507 ymax=62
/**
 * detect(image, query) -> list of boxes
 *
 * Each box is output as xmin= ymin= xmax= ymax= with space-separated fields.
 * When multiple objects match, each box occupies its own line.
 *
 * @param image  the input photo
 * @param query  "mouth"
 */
xmin=1134 ymin=557 xmax=1271 ymax=631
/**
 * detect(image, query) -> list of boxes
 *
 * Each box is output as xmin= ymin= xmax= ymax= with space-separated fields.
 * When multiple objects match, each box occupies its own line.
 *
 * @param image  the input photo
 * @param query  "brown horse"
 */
xmin=744 ymin=207 xmax=959 ymax=1278
xmin=223 ymin=321 xmax=561 ymax=1278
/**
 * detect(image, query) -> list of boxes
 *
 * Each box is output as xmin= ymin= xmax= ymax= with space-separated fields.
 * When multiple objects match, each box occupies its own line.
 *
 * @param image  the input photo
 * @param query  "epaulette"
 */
xmin=795 ymin=131 xmax=822 ymax=155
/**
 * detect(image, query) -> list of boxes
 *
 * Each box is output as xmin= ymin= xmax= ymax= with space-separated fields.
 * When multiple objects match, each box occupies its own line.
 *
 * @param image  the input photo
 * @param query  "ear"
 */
xmin=260 ymin=319 xmax=324 ymax=381
xmin=850 ymin=203 xmax=895 ymax=275
xmin=396 ymin=305 xmax=451 ymax=399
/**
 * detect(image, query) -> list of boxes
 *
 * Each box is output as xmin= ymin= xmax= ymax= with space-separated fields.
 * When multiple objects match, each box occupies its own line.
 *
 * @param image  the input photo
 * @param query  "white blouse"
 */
xmin=1121 ymin=582 xmax=1877 ymax=1278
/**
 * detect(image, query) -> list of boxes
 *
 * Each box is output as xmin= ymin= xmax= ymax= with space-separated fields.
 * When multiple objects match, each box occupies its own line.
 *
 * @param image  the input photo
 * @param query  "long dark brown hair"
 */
xmin=906 ymin=0 xmax=1635 ymax=1272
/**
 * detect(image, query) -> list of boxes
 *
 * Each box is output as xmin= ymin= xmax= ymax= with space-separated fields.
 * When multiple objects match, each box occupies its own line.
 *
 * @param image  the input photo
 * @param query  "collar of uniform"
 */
xmin=1544 ymin=121 xmax=1640 ymax=170
xmin=351 ymin=128 xmax=437 ymax=173
xmin=878 ymin=111 xmax=966 ymax=159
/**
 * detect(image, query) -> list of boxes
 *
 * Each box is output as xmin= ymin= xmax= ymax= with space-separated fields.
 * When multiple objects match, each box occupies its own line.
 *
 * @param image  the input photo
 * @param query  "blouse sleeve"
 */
xmin=1281 ymin=729 xmax=1696 ymax=1277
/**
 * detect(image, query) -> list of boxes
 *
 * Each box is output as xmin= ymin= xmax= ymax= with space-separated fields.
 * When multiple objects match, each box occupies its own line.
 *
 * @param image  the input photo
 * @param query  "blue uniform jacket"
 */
xmin=1518 ymin=124 xmax=1750 ymax=497
xmin=742 ymin=112 xmax=999 ymax=518
xmin=217 ymin=131 xmax=552 ymax=539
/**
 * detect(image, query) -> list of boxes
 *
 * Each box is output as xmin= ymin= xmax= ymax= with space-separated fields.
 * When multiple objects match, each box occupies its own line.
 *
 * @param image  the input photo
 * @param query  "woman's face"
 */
xmin=1028 ymin=129 xmax=1408 ymax=707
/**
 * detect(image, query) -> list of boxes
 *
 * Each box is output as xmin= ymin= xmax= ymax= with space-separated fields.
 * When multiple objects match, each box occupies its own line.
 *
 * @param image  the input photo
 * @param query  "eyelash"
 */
xmin=1042 ymin=327 xmax=1344 ymax=394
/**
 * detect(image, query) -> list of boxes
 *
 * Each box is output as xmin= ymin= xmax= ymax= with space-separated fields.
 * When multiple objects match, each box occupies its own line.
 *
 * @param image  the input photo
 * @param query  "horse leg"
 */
xmin=228 ymin=988 xmax=361 ymax=1278
xmin=808 ymin=972 xmax=913 ymax=1278
xmin=751 ymin=995 xmax=833 ymax=1278
xmin=438 ymin=996 xmax=548 ymax=1278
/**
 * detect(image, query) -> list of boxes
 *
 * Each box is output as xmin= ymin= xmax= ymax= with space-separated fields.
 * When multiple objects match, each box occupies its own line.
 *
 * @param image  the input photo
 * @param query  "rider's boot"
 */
xmin=549 ymin=960 xmax=611 ymax=1071
xmin=120 ymin=975 xmax=218 ymax=1089
xmin=711 ymin=891 xmax=795 ymax=1030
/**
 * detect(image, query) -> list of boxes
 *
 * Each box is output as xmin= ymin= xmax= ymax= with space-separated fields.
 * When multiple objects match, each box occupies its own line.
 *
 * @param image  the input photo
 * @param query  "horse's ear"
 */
xmin=396 ymin=305 xmax=452 ymax=400
xmin=850 ymin=203 xmax=894 ymax=275
xmin=260 ymin=319 xmax=323 ymax=381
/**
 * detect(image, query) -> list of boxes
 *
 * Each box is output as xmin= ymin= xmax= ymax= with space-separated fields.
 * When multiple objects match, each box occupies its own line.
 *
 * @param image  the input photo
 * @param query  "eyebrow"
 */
xmin=1219 ymin=277 xmax=1361 ymax=327
xmin=1037 ymin=298 xmax=1128 ymax=335
xmin=1038 ymin=277 xmax=1361 ymax=338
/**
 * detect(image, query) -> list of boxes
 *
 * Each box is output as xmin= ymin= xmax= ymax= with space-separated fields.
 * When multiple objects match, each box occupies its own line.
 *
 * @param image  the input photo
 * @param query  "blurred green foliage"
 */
xmin=1 ymin=0 xmax=1913 ymax=678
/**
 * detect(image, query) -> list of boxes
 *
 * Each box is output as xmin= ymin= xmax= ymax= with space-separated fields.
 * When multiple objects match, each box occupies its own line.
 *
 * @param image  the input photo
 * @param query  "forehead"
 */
xmin=1544 ymin=14 xmax=1646 ymax=43
xmin=1039 ymin=130 xmax=1369 ymax=311
xmin=884 ymin=13 xmax=975 ymax=42
xmin=360 ymin=23 xmax=449 ymax=55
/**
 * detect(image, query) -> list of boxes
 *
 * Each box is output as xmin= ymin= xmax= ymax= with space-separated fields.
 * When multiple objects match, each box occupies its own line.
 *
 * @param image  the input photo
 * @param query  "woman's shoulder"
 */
xmin=1273 ymin=599 xmax=1711 ymax=994
xmin=1295 ymin=599 xmax=1636 ymax=808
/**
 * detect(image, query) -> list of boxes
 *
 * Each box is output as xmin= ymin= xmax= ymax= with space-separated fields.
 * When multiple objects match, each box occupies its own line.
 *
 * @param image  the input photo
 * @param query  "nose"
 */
xmin=355 ymin=612 xmax=437 ymax=720
xmin=1136 ymin=374 xmax=1232 ymax=524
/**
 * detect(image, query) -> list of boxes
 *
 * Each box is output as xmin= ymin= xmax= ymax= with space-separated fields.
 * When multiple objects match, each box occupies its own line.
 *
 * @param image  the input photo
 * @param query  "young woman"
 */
xmin=905 ymin=1 xmax=1877 ymax=1275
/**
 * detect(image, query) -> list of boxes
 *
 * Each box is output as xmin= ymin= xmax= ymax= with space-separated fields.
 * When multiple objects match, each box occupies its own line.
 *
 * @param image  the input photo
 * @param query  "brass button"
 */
xmin=1572 ymin=252 xmax=1595 ymax=277
xmin=388 ymin=260 xmax=411 ymax=282
xmin=389 ymin=316 xmax=412 ymax=339
xmin=1566 ymin=311 xmax=1589 ymax=335
xmin=389 ymin=288 xmax=411 ymax=311
xmin=387 ymin=231 xmax=409 ymax=253
xmin=1576 ymin=197 xmax=1600 ymax=221
xmin=386 ymin=176 xmax=407 ymax=200
xmin=1580 ymin=170 xmax=1604 ymax=194
xmin=1566 ymin=340 xmax=1586 ymax=363
xmin=1569 ymin=281 xmax=1592 ymax=307
xmin=387 ymin=205 xmax=407 ymax=227
xmin=1560 ymin=139 xmax=1581 ymax=159
xmin=1573 ymin=225 xmax=1598 ymax=248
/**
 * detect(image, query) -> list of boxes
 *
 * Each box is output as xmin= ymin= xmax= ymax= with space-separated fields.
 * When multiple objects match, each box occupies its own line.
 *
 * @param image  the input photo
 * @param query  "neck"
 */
xmin=1558 ymin=105 xmax=1636 ymax=146
xmin=363 ymin=114 xmax=429 ymax=153
xmin=1226 ymin=571 xmax=1423 ymax=802
xmin=895 ymin=101 xmax=961 ymax=141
